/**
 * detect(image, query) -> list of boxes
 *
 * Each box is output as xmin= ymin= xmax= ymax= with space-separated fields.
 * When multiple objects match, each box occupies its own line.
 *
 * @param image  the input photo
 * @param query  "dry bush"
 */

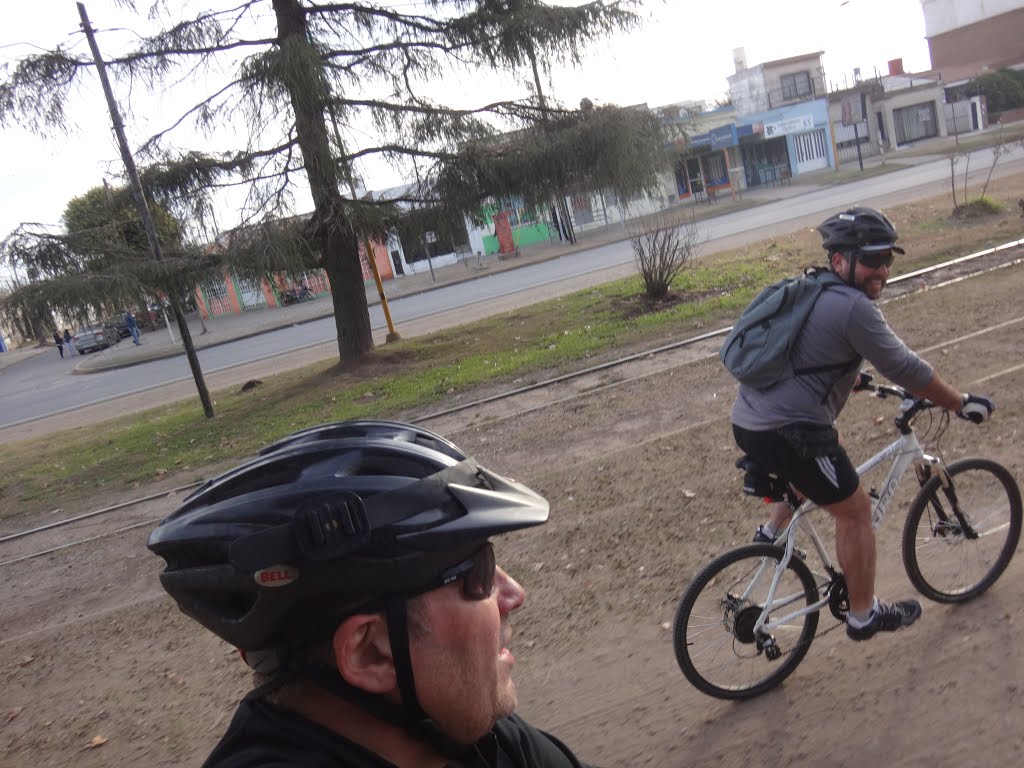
xmin=628 ymin=210 xmax=703 ymax=299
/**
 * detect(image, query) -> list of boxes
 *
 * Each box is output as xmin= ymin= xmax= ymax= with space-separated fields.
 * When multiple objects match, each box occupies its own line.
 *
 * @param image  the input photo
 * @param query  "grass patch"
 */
xmin=4 ymin=178 xmax=1024 ymax=519
xmin=955 ymin=195 xmax=1005 ymax=218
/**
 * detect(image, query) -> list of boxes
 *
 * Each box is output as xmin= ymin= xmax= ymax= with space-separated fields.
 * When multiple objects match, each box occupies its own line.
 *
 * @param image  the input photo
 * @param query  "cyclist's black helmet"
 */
xmin=146 ymin=419 xmax=549 ymax=652
xmin=817 ymin=207 xmax=904 ymax=286
xmin=817 ymin=206 xmax=905 ymax=254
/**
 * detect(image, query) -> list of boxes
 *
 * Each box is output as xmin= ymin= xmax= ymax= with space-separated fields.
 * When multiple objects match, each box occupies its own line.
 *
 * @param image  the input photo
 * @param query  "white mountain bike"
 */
xmin=673 ymin=382 xmax=1022 ymax=700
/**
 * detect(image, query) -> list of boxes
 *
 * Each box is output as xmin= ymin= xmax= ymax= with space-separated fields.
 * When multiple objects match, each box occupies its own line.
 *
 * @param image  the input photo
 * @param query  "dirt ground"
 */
xmin=3 ymin=257 xmax=1024 ymax=764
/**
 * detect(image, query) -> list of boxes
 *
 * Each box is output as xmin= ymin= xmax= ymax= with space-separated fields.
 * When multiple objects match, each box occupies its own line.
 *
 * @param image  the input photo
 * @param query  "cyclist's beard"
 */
xmin=855 ymin=271 xmax=887 ymax=300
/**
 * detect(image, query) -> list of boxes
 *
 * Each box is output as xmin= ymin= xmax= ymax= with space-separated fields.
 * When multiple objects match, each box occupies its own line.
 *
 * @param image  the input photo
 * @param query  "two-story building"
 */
xmin=727 ymin=49 xmax=835 ymax=186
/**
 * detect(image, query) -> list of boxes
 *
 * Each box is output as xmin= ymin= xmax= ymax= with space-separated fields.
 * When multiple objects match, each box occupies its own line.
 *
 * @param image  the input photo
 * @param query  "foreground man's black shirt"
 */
xmin=204 ymin=698 xmax=595 ymax=768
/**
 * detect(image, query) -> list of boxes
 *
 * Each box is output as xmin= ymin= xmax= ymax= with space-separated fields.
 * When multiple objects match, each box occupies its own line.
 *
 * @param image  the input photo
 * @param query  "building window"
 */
xmin=203 ymin=277 xmax=228 ymax=300
xmin=780 ymin=71 xmax=813 ymax=101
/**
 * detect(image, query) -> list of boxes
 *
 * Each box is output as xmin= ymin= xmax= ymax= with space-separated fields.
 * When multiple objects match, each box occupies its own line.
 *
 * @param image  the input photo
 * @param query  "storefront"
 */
xmin=737 ymin=130 xmax=791 ymax=188
xmin=673 ymin=124 xmax=737 ymax=199
xmin=736 ymin=99 xmax=833 ymax=187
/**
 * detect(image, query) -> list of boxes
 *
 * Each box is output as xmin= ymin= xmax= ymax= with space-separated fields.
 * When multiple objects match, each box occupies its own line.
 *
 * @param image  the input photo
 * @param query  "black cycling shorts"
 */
xmin=733 ymin=423 xmax=860 ymax=506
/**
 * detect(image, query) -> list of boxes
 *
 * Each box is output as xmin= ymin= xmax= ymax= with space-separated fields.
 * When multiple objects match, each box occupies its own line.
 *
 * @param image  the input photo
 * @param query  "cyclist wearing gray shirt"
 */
xmin=731 ymin=207 xmax=996 ymax=642
xmin=731 ymin=280 xmax=934 ymax=432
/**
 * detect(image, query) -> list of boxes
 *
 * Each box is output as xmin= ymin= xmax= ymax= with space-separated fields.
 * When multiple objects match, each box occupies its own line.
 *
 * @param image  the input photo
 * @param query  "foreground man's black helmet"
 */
xmin=147 ymin=419 xmax=549 ymax=652
xmin=148 ymin=419 xmax=549 ymax=757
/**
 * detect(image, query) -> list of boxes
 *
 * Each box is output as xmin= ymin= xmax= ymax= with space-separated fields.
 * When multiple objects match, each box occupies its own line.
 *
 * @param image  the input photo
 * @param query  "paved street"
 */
xmin=2 ymin=141 xmax=1022 ymax=437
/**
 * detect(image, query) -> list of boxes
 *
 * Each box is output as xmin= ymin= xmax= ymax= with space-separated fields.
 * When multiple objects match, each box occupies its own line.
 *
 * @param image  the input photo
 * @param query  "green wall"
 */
xmin=482 ymin=221 xmax=556 ymax=255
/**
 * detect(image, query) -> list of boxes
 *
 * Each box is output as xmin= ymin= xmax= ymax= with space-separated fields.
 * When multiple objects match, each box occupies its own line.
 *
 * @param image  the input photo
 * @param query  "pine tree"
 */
xmin=1 ymin=0 xmax=667 ymax=366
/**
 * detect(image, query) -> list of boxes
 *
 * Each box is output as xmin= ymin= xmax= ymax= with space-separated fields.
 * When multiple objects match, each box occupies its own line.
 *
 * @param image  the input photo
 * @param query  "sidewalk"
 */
xmin=67 ymin=233 xmax=635 ymax=374
xmin=1 ymin=151 xmax=911 ymax=376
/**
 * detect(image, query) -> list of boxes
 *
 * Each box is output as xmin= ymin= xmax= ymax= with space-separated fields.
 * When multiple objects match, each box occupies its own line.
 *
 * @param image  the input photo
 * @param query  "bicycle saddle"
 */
xmin=736 ymin=456 xmax=788 ymax=501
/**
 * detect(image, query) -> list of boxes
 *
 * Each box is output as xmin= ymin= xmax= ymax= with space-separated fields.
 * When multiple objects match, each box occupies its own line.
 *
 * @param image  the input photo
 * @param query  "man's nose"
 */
xmin=495 ymin=566 xmax=525 ymax=614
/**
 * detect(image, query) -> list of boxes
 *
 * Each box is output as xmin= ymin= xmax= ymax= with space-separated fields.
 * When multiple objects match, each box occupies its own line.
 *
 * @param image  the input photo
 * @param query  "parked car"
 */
xmin=73 ymin=324 xmax=120 ymax=354
xmin=104 ymin=315 xmax=131 ymax=339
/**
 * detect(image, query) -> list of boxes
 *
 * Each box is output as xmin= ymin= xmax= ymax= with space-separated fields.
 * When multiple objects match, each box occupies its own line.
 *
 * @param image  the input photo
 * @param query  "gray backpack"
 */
xmin=720 ymin=268 xmax=856 ymax=389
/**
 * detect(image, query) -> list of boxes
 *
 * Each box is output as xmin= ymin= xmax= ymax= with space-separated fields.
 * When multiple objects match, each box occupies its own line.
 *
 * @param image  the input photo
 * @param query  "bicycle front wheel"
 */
xmin=673 ymin=544 xmax=820 ymax=700
xmin=902 ymin=458 xmax=1022 ymax=603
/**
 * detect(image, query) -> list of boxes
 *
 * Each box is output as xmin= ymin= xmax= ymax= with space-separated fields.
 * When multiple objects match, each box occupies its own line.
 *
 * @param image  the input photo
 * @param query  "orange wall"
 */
xmin=359 ymin=237 xmax=394 ymax=281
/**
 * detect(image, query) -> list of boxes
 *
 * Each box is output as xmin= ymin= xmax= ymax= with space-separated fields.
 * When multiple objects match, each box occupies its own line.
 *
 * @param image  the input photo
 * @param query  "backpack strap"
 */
xmin=791 ymin=269 xmax=860 ymax=380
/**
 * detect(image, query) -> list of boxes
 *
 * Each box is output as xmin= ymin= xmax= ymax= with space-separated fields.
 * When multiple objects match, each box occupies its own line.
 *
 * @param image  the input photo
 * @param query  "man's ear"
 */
xmin=332 ymin=613 xmax=397 ymax=694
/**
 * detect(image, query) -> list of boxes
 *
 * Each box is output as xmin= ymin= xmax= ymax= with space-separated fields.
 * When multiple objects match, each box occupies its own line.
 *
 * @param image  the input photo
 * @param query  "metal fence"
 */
xmin=944 ymin=100 xmax=977 ymax=136
xmin=893 ymin=102 xmax=939 ymax=145
xmin=832 ymin=119 xmax=879 ymax=166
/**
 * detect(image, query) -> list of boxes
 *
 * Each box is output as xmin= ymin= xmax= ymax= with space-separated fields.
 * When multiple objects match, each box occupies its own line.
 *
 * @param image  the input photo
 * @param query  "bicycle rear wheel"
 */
xmin=672 ymin=544 xmax=820 ymax=700
xmin=902 ymin=458 xmax=1022 ymax=603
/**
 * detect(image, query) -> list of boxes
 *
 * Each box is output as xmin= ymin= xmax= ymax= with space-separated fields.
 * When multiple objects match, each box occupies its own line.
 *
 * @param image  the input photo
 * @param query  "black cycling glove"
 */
xmin=852 ymin=371 xmax=874 ymax=392
xmin=957 ymin=393 xmax=995 ymax=424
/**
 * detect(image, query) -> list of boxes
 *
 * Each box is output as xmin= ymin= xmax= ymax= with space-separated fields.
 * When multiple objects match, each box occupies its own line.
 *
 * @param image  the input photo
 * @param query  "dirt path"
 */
xmin=2 ymin=263 xmax=1023 ymax=767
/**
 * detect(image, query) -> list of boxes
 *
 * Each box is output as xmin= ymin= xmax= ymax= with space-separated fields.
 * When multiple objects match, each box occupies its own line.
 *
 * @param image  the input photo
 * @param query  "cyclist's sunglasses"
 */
xmin=857 ymin=244 xmax=903 ymax=269
xmin=432 ymin=542 xmax=496 ymax=600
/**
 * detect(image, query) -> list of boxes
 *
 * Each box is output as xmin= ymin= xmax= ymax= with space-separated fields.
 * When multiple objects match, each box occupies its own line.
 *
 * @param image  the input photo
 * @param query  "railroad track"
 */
xmin=3 ymin=237 xmax=1022 ymax=567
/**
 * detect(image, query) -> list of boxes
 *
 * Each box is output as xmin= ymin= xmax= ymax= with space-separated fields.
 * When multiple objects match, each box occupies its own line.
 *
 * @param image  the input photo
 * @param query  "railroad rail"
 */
xmin=2 ymin=237 xmax=1022 ymax=567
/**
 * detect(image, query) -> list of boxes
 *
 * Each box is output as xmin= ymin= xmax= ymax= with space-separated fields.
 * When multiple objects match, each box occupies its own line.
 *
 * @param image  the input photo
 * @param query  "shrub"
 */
xmin=629 ymin=211 xmax=703 ymax=300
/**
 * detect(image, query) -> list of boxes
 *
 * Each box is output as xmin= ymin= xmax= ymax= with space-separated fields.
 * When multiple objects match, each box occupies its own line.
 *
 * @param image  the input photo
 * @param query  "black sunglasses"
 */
xmin=857 ymin=249 xmax=895 ymax=269
xmin=432 ymin=542 xmax=496 ymax=600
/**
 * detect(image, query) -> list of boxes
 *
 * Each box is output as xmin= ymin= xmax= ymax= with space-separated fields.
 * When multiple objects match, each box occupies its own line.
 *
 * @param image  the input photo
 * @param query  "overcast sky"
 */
xmin=0 ymin=0 xmax=931 ymax=241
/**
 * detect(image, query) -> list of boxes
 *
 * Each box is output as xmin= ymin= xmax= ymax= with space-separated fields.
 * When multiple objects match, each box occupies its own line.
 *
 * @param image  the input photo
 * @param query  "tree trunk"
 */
xmin=273 ymin=0 xmax=374 ymax=365
xmin=949 ymin=157 xmax=959 ymax=211
xmin=320 ymin=214 xmax=372 ymax=362
xmin=169 ymin=295 xmax=214 ymax=417
xmin=30 ymin=307 xmax=51 ymax=344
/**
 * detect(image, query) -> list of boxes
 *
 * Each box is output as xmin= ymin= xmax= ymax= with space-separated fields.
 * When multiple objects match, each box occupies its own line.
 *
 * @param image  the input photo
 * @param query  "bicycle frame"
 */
xmin=752 ymin=421 xmax=944 ymax=637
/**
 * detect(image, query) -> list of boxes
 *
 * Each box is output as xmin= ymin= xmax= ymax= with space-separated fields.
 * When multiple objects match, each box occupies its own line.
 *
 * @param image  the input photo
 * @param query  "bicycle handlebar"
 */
xmin=858 ymin=381 xmax=935 ymax=431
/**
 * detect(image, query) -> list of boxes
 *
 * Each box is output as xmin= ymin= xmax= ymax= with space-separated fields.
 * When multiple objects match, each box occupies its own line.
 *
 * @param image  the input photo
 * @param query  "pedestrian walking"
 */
xmin=124 ymin=310 xmax=141 ymax=345
xmin=52 ymin=330 xmax=64 ymax=359
xmin=63 ymin=328 xmax=77 ymax=356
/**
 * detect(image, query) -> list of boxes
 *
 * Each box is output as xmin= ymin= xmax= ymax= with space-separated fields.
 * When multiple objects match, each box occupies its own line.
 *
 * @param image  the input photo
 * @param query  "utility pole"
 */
xmin=352 ymin=187 xmax=400 ymax=343
xmin=78 ymin=2 xmax=214 ymax=417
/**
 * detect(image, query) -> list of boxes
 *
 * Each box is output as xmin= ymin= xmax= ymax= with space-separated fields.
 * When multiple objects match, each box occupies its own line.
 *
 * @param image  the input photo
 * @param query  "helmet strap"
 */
xmin=383 ymin=597 xmax=472 ymax=759
xmin=831 ymin=250 xmax=857 ymax=287
xmin=244 ymin=597 xmax=473 ymax=760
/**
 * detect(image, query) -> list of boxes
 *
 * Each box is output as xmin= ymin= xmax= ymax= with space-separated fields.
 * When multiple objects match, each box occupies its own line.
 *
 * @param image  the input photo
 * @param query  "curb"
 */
xmin=71 ymin=236 xmax=637 ymax=374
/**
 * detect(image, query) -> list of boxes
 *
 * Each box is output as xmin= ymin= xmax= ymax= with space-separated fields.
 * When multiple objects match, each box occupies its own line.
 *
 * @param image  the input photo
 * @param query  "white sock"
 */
xmin=847 ymin=597 xmax=880 ymax=626
xmin=762 ymin=522 xmax=778 ymax=538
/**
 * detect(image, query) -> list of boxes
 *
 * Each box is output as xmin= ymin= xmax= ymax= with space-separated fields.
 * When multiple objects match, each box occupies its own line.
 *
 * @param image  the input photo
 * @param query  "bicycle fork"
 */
xmin=916 ymin=461 xmax=979 ymax=540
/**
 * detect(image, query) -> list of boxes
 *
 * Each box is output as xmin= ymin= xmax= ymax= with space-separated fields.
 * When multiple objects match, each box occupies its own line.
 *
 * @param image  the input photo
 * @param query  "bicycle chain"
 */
xmin=775 ymin=617 xmax=845 ymax=658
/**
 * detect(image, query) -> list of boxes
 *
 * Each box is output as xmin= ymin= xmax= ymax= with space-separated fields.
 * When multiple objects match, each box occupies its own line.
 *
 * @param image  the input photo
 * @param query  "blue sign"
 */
xmin=688 ymin=124 xmax=737 ymax=151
